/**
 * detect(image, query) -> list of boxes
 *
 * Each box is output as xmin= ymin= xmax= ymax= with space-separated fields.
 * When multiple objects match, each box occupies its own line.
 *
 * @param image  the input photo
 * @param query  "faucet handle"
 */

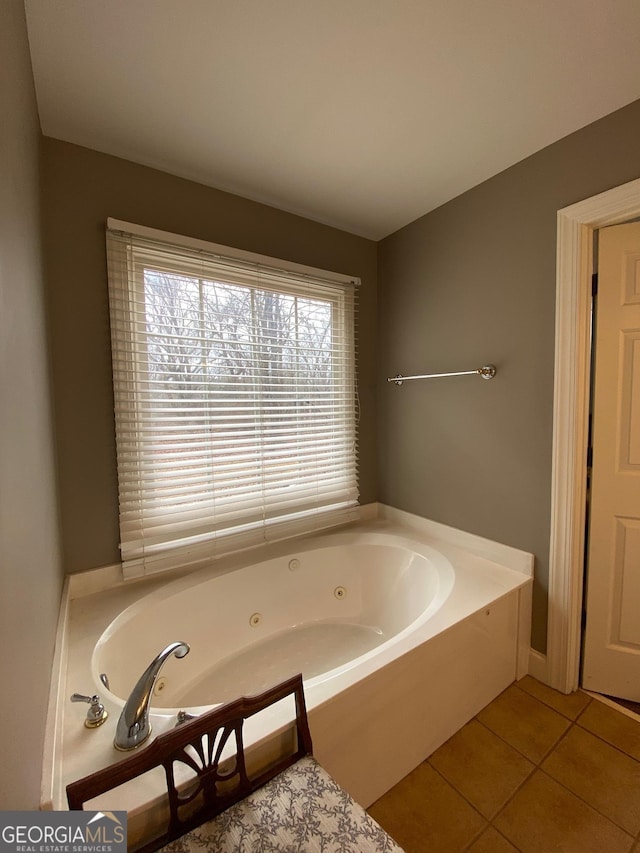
xmin=175 ymin=709 xmax=198 ymax=726
xmin=70 ymin=693 xmax=109 ymax=728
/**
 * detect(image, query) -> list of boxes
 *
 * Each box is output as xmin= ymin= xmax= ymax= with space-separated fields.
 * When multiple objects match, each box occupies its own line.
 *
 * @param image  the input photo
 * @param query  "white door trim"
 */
xmin=548 ymin=177 xmax=640 ymax=693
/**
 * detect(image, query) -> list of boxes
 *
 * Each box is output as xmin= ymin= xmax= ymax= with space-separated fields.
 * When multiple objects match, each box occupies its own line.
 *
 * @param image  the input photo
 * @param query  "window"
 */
xmin=106 ymin=220 xmax=359 ymax=578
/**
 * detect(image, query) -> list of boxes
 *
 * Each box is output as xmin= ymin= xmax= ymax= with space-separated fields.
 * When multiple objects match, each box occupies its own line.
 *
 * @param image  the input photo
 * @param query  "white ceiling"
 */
xmin=24 ymin=0 xmax=640 ymax=240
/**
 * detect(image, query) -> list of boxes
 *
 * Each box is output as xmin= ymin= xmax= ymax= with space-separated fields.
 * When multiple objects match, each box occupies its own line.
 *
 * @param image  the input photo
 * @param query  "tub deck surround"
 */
xmin=43 ymin=507 xmax=533 ymax=830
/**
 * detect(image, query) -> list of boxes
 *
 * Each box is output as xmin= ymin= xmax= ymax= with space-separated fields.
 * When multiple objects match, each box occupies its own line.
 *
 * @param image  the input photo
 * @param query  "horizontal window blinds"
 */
xmin=106 ymin=224 xmax=359 ymax=577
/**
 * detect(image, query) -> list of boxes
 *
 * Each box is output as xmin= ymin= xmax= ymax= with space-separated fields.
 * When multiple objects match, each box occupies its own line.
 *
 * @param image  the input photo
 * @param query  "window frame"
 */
xmin=106 ymin=219 xmax=360 ymax=578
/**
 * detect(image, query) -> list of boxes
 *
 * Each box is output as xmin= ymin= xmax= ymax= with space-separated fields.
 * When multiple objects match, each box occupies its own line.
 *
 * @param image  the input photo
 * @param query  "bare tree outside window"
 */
xmin=143 ymin=270 xmax=337 ymax=511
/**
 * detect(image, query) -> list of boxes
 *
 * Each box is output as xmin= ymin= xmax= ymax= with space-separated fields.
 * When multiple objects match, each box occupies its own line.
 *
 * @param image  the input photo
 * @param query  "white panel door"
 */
xmin=582 ymin=221 xmax=640 ymax=701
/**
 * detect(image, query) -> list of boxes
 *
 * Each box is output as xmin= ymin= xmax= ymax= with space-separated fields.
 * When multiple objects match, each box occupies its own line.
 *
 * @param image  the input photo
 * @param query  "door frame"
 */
xmin=547 ymin=176 xmax=640 ymax=693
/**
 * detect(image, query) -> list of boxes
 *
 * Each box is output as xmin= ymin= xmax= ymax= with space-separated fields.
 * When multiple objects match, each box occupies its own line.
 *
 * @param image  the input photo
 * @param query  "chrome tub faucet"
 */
xmin=114 ymin=641 xmax=190 ymax=751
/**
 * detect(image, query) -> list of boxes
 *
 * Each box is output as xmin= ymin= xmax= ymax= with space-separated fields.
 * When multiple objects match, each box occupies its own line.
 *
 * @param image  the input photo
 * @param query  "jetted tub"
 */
xmin=44 ymin=509 xmax=533 ymax=840
xmin=94 ymin=535 xmax=456 ymax=711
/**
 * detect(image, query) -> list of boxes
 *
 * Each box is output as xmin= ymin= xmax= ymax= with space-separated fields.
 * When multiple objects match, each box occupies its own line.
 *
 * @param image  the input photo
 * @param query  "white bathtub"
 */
xmin=43 ymin=507 xmax=533 ymax=842
xmin=94 ymin=535 xmax=456 ymax=711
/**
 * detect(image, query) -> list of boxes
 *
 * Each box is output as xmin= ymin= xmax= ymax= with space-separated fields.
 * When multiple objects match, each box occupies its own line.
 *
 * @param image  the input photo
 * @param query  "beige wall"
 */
xmin=378 ymin=98 xmax=640 ymax=653
xmin=0 ymin=1 xmax=63 ymax=807
xmin=41 ymin=140 xmax=378 ymax=573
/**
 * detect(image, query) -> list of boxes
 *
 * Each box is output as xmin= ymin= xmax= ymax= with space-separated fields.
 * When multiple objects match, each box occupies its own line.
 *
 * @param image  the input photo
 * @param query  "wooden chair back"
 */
xmin=67 ymin=673 xmax=313 ymax=851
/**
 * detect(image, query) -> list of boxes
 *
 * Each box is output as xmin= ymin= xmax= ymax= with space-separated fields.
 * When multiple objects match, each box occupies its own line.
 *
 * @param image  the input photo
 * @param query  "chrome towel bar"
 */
xmin=387 ymin=364 xmax=496 ymax=386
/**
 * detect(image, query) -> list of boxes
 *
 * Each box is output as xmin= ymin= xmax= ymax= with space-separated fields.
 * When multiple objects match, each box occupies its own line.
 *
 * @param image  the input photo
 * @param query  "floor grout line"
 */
xmin=533 ymin=766 xmax=637 ymax=841
xmin=587 ymin=690 xmax=640 ymax=722
xmin=459 ymin=820 xmax=490 ymax=852
xmin=428 ymin=713 xmax=539 ymax=851
xmin=473 ymin=712 xmax=567 ymax=768
xmin=484 ymin=711 xmax=640 ymax=841
xmin=426 ymin=758 xmax=490 ymax=823
xmin=537 ymin=721 xmax=575 ymax=766
xmin=574 ymin=718 xmax=640 ymax=765
xmin=513 ymin=679 xmax=594 ymax=722
xmin=371 ymin=677 xmax=640 ymax=853
xmin=449 ymin=692 xmax=640 ymax=849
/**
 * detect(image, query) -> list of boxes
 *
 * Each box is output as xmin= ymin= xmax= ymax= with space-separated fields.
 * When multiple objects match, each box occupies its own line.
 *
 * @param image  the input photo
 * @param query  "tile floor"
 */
xmin=367 ymin=676 xmax=640 ymax=852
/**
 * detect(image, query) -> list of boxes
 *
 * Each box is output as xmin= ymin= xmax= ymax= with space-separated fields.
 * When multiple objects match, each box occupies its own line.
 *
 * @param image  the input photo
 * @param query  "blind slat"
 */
xmin=107 ymin=224 xmax=359 ymax=577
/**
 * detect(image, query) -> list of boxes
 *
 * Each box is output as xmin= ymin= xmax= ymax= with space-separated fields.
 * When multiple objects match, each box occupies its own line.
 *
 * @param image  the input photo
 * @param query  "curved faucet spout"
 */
xmin=114 ymin=641 xmax=190 ymax=751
